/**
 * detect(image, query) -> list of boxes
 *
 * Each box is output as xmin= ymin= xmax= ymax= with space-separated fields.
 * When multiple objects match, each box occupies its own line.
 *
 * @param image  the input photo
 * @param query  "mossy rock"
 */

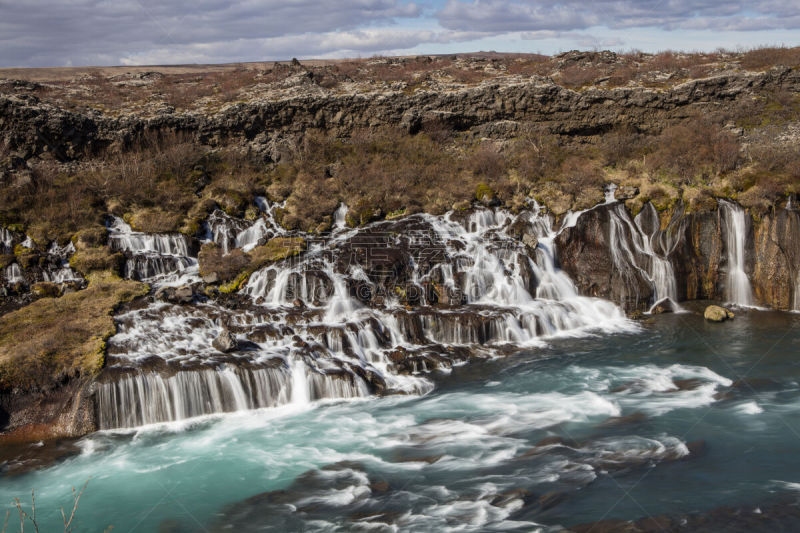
xmin=0 ymin=255 xmax=14 ymax=270
xmin=198 ymin=242 xmax=250 ymax=283
xmin=346 ymin=199 xmax=383 ymax=227
xmin=181 ymin=198 xmax=217 ymax=236
xmin=534 ymin=184 xmax=573 ymax=216
xmin=219 ymin=270 xmax=252 ymax=294
xmin=451 ymin=200 xmax=471 ymax=211
xmin=13 ymin=243 xmax=32 ymax=256
xmin=248 ymin=237 xmax=306 ymax=270
xmin=202 ymin=237 xmax=305 ymax=292
xmin=386 ymin=208 xmax=407 ymax=220
xmin=244 ymin=206 xmax=260 ymax=221
xmin=0 ymin=271 xmax=149 ymax=391
xmin=72 ymin=226 xmax=108 ymax=250
xmin=313 ymin=215 xmax=333 ymax=234
xmin=126 ymin=207 xmax=184 ymax=233
xmin=69 ymin=247 xmax=124 ymax=276
xmin=207 ymin=188 xmax=248 ymax=217
xmin=31 ymin=281 xmax=61 ymax=298
xmin=15 ymin=251 xmax=41 ymax=270
xmin=475 ymin=183 xmax=495 ymax=204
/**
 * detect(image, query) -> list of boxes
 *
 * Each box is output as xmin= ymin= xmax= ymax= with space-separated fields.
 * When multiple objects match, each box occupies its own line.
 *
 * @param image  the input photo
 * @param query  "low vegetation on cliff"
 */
xmin=0 ymin=271 xmax=148 ymax=391
xmin=1 ymin=48 xmax=798 ymax=242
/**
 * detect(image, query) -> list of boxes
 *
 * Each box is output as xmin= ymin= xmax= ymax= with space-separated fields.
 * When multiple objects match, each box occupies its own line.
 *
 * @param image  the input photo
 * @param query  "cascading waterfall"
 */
xmin=3 ymin=263 xmax=24 ymax=284
xmin=99 ymin=199 xmax=636 ymax=430
xmin=794 ymin=274 xmax=800 ymax=312
xmin=42 ymin=241 xmax=81 ymax=283
xmin=205 ymin=198 xmax=287 ymax=253
xmin=605 ymin=202 xmax=681 ymax=311
xmin=0 ymin=228 xmax=14 ymax=254
xmin=108 ymin=216 xmax=198 ymax=283
xmin=95 ymin=363 xmax=367 ymax=429
xmin=720 ymin=200 xmax=754 ymax=307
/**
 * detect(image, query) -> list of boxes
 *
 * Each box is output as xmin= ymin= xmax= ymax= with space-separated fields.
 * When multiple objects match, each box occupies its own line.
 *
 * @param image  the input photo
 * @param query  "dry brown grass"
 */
xmin=0 ymin=271 xmax=148 ymax=391
xmin=559 ymin=65 xmax=603 ymax=88
xmin=198 ymin=243 xmax=250 ymax=282
xmin=740 ymin=46 xmax=800 ymax=70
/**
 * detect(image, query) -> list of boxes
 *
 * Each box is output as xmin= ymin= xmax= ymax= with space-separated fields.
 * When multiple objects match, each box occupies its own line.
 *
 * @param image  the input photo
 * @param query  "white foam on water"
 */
xmin=734 ymin=401 xmax=764 ymax=415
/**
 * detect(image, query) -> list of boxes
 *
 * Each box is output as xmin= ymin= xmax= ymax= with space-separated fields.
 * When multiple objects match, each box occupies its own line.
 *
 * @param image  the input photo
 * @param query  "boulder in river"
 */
xmin=212 ymin=328 xmax=238 ymax=353
xmin=155 ymin=285 xmax=194 ymax=304
xmin=704 ymin=305 xmax=734 ymax=322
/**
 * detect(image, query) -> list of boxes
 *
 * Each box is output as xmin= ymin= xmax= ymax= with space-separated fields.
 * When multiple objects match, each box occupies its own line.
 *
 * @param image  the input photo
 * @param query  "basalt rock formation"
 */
xmin=1 ymin=66 xmax=798 ymax=163
xmin=556 ymin=200 xmax=800 ymax=312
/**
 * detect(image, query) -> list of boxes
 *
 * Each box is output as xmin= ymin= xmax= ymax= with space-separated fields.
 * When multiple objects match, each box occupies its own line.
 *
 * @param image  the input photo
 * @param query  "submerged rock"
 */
xmin=704 ymin=304 xmax=734 ymax=322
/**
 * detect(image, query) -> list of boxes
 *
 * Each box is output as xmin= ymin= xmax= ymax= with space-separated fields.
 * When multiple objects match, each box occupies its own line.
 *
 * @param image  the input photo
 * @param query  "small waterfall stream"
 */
xmin=720 ymin=200 xmax=755 ymax=307
xmin=108 ymin=216 xmax=198 ymax=284
xmin=0 ymin=228 xmax=14 ymax=254
xmin=3 ymin=263 xmax=24 ymax=284
xmin=204 ymin=198 xmax=286 ymax=253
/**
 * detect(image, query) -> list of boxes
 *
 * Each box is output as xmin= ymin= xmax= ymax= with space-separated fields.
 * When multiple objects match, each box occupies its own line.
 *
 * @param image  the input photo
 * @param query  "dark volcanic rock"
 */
xmin=555 ymin=203 xmax=654 ymax=312
xmin=2 ymin=68 xmax=798 ymax=163
xmin=212 ymin=328 xmax=238 ymax=353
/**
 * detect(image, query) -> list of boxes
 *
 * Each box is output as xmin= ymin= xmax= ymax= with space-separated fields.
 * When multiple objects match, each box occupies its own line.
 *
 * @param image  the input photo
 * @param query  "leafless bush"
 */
xmin=646 ymin=120 xmax=741 ymax=182
xmin=5 ymin=479 xmax=89 ymax=533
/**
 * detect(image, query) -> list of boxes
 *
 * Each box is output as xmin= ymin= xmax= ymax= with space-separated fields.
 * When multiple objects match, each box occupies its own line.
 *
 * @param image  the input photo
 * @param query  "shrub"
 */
xmin=646 ymin=120 xmax=741 ymax=182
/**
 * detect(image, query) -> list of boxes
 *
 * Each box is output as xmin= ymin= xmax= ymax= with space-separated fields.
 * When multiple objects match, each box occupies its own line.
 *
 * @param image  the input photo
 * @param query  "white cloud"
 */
xmin=0 ymin=0 xmax=798 ymax=67
xmin=436 ymin=0 xmax=800 ymax=32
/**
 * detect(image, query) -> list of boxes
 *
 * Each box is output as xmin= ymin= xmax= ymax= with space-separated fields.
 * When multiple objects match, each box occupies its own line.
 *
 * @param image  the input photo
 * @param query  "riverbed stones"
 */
xmin=704 ymin=305 xmax=734 ymax=322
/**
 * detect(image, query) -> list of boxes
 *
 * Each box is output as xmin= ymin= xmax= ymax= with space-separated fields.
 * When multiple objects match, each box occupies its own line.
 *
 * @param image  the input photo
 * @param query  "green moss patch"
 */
xmin=209 ymin=237 xmax=306 ymax=293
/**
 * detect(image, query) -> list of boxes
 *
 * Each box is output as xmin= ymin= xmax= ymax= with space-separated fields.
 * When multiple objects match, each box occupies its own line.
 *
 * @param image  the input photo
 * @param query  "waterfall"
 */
xmin=0 ymin=228 xmax=14 ymax=254
xmin=3 ymin=263 xmax=24 ymax=284
xmin=604 ymin=183 xmax=618 ymax=204
xmin=108 ymin=217 xmax=191 ymax=256
xmin=95 ymin=363 xmax=367 ymax=429
xmin=719 ymin=200 xmax=754 ymax=307
xmin=604 ymin=203 xmax=681 ymax=312
xmin=101 ymin=201 xmax=635 ymax=430
xmin=793 ymin=271 xmax=800 ymax=312
xmin=205 ymin=210 xmax=249 ymax=254
xmin=333 ymin=203 xmax=348 ymax=230
xmin=108 ymin=216 xmax=198 ymax=283
xmin=42 ymin=241 xmax=81 ymax=283
xmin=204 ymin=199 xmax=286 ymax=254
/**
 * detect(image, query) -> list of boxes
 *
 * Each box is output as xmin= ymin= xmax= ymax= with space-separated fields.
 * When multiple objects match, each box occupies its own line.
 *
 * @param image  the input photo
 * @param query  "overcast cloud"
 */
xmin=0 ymin=0 xmax=798 ymax=67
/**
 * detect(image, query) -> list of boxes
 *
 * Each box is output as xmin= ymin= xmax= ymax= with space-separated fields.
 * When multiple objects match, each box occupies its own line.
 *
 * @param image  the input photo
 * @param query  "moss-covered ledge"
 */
xmin=0 ymin=271 xmax=149 ymax=392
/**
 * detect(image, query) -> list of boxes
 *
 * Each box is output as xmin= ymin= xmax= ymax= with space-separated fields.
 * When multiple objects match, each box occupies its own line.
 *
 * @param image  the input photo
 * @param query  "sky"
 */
xmin=0 ymin=0 xmax=799 ymax=67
